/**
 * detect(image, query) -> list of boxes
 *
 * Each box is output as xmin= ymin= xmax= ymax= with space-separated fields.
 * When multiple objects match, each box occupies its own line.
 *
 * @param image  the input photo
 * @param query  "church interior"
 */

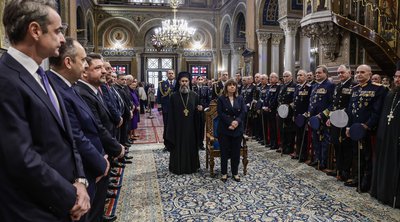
xmin=1 ymin=0 xmax=399 ymax=81
xmin=1 ymin=0 xmax=400 ymax=221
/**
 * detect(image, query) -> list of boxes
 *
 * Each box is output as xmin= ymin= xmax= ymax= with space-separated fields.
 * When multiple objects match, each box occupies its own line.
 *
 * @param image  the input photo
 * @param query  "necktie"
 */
xmin=96 ymin=91 xmax=104 ymax=105
xmin=37 ymin=67 xmax=62 ymax=120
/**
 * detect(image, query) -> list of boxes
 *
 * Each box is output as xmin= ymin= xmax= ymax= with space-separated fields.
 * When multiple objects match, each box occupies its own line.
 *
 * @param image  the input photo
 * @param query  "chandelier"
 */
xmin=151 ymin=0 xmax=196 ymax=50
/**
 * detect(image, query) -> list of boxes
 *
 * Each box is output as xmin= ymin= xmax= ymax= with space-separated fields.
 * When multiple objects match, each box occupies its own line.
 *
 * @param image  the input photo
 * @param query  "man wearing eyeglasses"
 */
xmin=371 ymin=64 xmax=400 ymax=208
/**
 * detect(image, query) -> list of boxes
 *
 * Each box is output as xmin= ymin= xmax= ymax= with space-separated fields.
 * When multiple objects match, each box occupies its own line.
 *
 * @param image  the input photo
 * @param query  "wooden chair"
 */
xmin=204 ymin=100 xmax=248 ymax=177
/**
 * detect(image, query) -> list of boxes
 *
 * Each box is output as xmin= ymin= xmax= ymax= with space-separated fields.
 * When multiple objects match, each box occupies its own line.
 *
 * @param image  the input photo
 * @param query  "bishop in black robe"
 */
xmin=370 ymin=83 xmax=400 ymax=208
xmin=166 ymin=72 xmax=201 ymax=175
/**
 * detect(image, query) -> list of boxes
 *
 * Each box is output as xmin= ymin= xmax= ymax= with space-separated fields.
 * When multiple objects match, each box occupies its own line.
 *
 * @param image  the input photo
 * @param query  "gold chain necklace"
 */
xmin=179 ymin=92 xmax=190 ymax=117
xmin=387 ymin=92 xmax=400 ymax=125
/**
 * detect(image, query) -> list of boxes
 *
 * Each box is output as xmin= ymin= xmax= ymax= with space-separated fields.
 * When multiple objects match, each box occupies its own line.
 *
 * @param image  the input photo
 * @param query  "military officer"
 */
xmin=263 ymin=72 xmax=281 ymax=149
xmin=256 ymin=74 xmax=269 ymax=145
xmin=157 ymin=69 xmax=176 ymax=151
xmin=345 ymin=64 xmax=387 ymax=192
xmin=252 ymin=73 xmax=262 ymax=142
xmin=292 ymin=70 xmax=312 ymax=161
xmin=194 ymin=76 xmax=211 ymax=150
xmin=307 ymin=65 xmax=335 ymax=170
xmin=241 ymin=76 xmax=256 ymax=136
xmin=324 ymin=65 xmax=354 ymax=181
xmin=212 ymin=71 xmax=228 ymax=100
xmin=277 ymin=71 xmax=297 ymax=154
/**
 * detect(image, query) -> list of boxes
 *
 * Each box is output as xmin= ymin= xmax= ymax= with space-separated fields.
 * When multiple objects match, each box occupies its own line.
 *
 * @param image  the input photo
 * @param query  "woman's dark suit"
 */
xmin=217 ymin=95 xmax=246 ymax=175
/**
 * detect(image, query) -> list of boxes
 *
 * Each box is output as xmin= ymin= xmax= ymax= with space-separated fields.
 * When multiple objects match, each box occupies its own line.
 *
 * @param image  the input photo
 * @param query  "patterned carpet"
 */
xmin=115 ymin=141 xmax=400 ymax=221
xmin=134 ymin=110 xmax=164 ymax=144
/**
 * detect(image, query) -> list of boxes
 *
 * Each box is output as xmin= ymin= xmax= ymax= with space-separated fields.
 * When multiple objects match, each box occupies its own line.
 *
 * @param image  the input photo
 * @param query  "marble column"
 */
xmin=230 ymin=42 xmax=244 ymax=77
xmin=176 ymin=49 xmax=183 ymax=74
xmin=212 ymin=50 xmax=218 ymax=78
xmin=256 ymin=31 xmax=270 ymax=74
xmin=270 ymin=33 xmax=283 ymax=74
xmin=220 ymin=48 xmax=230 ymax=74
xmin=279 ymin=19 xmax=299 ymax=75
xmin=135 ymin=48 xmax=143 ymax=81
xmin=300 ymin=34 xmax=311 ymax=71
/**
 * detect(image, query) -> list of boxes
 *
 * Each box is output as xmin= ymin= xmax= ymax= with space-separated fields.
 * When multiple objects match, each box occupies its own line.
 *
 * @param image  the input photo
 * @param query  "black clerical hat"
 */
xmin=174 ymin=71 xmax=193 ymax=91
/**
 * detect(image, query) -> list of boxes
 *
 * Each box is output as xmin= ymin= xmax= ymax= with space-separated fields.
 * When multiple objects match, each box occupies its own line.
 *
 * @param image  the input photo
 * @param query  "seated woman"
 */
xmin=217 ymin=78 xmax=246 ymax=182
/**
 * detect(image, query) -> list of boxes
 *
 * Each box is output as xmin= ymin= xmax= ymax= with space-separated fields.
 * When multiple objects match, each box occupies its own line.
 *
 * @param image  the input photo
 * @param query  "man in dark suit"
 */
xmin=101 ymin=62 xmax=123 ymax=137
xmin=47 ymin=38 xmax=110 ymax=215
xmin=74 ymin=53 xmax=125 ymax=222
xmin=0 ymin=1 xmax=90 ymax=221
xmin=157 ymin=69 xmax=176 ymax=151
xmin=114 ymin=74 xmax=133 ymax=147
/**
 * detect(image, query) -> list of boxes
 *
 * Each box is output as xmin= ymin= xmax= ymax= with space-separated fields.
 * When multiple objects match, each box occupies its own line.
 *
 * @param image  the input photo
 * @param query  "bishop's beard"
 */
xmin=179 ymin=85 xmax=190 ymax=94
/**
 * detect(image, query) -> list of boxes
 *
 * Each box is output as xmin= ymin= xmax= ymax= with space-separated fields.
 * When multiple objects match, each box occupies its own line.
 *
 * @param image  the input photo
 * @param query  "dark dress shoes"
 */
xmin=326 ymin=171 xmax=337 ymax=177
xmin=308 ymin=161 xmax=318 ymax=167
xmin=102 ymin=215 xmax=117 ymax=222
xmin=344 ymin=180 xmax=358 ymax=187
xmin=220 ymin=174 xmax=228 ymax=183
xmin=110 ymin=171 xmax=121 ymax=177
xmin=106 ymin=191 xmax=117 ymax=198
xmin=124 ymin=155 xmax=133 ymax=159
xmin=291 ymin=155 xmax=299 ymax=160
xmin=232 ymin=175 xmax=240 ymax=182
xmin=108 ymin=183 xmax=122 ymax=190
xmin=109 ymin=178 xmax=118 ymax=183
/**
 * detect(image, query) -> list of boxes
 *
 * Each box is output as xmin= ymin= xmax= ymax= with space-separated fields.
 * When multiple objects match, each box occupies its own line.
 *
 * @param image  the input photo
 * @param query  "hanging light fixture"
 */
xmin=151 ymin=0 xmax=196 ymax=50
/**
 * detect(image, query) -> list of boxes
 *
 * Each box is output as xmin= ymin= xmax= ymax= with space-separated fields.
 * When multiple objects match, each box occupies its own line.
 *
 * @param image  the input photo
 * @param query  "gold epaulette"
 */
xmin=372 ymin=82 xmax=382 ymax=86
xmin=159 ymin=81 xmax=171 ymax=97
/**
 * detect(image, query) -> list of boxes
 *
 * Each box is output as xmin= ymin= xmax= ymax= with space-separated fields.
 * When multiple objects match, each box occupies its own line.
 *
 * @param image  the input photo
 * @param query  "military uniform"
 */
xmin=255 ymin=84 xmax=269 ymax=144
xmin=157 ymin=79 xmax=175 ymax=150
xmin=194 ymin=84 xmax=211 ymax=149
xmin=346 ymin=80 xmax=387 ymax=191
xmin=307 ymin=79 xmax=335 ymax=169
xmin=211 ymin=81 xmax=224 ymax=100
xmin=277 ymin=80 xmax=296 ymax=154
xmin=264 ymin=84 xmax=281 ymax=149
xmin=241 ymin=83 xmax=256 ymax=135
xmin=292 ymin=82 xmax=312 ymax=161
xmin=325 ymin=78 xmax=354 ymax=180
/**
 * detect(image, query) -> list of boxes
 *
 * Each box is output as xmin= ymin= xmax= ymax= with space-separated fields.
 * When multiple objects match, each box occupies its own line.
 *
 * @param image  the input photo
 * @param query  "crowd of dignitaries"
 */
xmin=242 ymin=64 xmax=400 ymax=208
xmin=0 ymin=1 xmax=136 ymax=221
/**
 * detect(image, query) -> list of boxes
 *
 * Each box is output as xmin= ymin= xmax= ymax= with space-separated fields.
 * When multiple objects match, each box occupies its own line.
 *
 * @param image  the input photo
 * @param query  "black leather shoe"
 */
xmin=291 ymin=155 xmax=299 ymax=160
xmin=344 ymin=180 xmax=358 ymax=187
xmin=109 ymin=178 xmax=118 ymax=183
xmin=110 ymin=171 xmax=120 ymax=177
xmin=106 ymin=191 xmax=117 ymax=198
xmin=123 ymin=143 xmax=131 ymax=147
xmin=220 ymin=174 xmax=227 ymax=183
xmin=108 ymin=183 xmax=122 ymax=189
xmin=308 ymin=161 xmax=318 ymax=167
xmin=103 ymin=215 xmax=117 ymax=222
xmin=119 ymin=159 xmax=132 ymax=164
xmin=113 ymin=162 xmax=125 ymax=168
xmin=326 ymin=171 xmax=337 ymax=177
xmin=232 ymin=175 xmax=240 ymax=182
xmin=124 ymin=155 xmax=133 ymax=159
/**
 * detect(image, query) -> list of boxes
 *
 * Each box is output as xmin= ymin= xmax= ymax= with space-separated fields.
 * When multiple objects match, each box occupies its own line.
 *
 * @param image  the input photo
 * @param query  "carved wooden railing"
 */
xmin=333 ymin=13 xmax=399 ymax=75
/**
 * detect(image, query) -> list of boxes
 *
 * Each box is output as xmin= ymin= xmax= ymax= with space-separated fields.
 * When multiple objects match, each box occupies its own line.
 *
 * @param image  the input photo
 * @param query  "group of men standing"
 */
xmin=241 ymin=64 xmax=400 ymax=208
xmin=0 ymin=1 xmax=136 ymax=221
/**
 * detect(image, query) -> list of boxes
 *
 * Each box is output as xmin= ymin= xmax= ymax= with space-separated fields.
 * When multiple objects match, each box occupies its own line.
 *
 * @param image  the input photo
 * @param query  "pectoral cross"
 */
xmin=387 ymin=111 xmax=394 ymax=125
xmin=183 ymin=108 xmax=189 ymax=117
